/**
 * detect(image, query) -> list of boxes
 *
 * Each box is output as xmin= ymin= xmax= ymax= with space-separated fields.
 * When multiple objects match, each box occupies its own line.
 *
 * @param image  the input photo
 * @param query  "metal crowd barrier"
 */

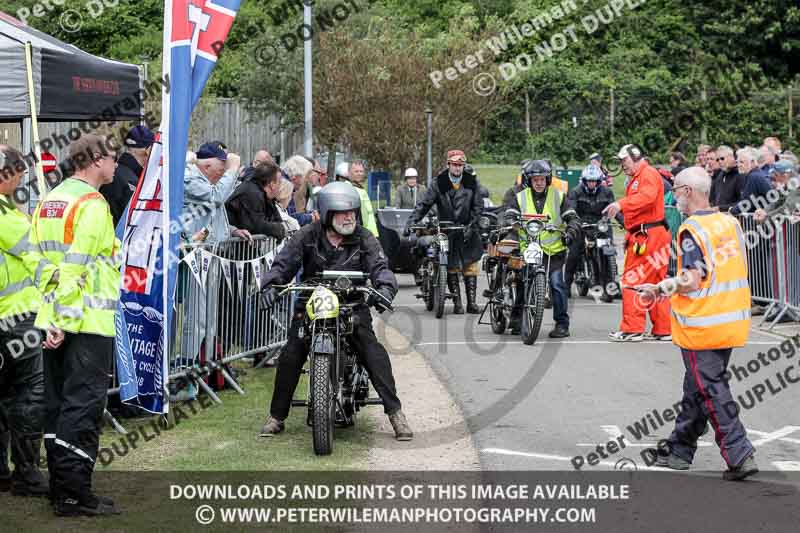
xmin=738 ymin=213 xmax=797 ymax=330
xmin=663 ymin=209 xmax=797 ymax=332
xmin=105 ymin=235 xmax=291 ymax=432
xmin=170 ymin=235 xmax=291 ymax=402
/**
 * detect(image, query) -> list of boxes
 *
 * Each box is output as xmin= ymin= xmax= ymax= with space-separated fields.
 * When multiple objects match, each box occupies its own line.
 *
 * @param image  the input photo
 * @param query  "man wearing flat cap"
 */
xmin=406 ymin=149 xmax=484 ymax=314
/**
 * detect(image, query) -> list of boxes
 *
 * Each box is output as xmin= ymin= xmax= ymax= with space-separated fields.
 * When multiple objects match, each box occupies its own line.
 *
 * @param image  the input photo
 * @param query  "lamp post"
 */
xmin=303 ymin=4 xmax=313 ymax=158
xmin=425 ymin=108 xmax=433 ymax=187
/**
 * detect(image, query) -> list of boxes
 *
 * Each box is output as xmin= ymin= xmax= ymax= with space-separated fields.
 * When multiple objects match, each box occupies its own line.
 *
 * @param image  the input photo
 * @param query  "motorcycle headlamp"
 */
xmin=525 ymin=220 xmax=544 ymax=236
xmin=597 ymin=220 xmax=610 ymax=234
xmin=478 ymin=216 xmax=491 ymax=229
xmin=334 ymin=276 xmax=353 ymax=291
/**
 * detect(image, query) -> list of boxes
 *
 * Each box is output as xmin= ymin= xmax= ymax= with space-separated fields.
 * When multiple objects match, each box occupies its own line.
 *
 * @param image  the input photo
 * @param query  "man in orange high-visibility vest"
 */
xmin=603 ymin=144 xmax=672 ymax=342
xmin=635 ymin=167 xmax=757 ymax=481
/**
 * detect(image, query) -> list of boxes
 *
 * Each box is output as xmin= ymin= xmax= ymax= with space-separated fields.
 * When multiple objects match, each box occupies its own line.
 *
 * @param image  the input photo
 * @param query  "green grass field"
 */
xmin=474 ymin=164 xmax=628 ymax=206
xmin=1 ymin=363 xmax=371 ymax=530
xmin=98 ymin=361 xmax=372 ymax=471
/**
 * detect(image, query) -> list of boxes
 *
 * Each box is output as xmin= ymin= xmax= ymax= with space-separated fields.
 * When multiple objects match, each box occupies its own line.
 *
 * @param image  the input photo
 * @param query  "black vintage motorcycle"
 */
xmin=573 ymin=217 xmax=619 ymax=303
xmin=275 ymin=271 xmax=392 ymax=456
xmin=480 ymin=210 xmax=562 ymax=345
xmin=409 ymin=216 xmax=465 ymax=319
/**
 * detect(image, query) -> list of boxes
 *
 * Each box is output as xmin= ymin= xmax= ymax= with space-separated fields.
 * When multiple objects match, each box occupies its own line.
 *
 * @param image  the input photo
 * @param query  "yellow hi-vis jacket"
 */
xmin=31 ymin=178 xmax=121 ymax=337
xmin=354 ymin=184 xmax=379 ymax=237
xmin=0 ymin=195 xmax=58 ymax=320
xmin=670 ymin=212 xmax=751 ymax=350
xmin=517 ymin=187 xmax=567 ymax=256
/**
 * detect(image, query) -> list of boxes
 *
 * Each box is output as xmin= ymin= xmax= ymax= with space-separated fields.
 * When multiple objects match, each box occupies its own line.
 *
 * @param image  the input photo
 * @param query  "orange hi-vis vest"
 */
xmin=670 ymin=212 xmax=751 ymax=350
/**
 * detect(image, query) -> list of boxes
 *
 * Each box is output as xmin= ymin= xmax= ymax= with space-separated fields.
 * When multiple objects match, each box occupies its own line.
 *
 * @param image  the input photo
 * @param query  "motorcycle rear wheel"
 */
xmin=490 ymin=264 xmax=507 ymax=334
xmin=424 ymin=264 xmax=434 ymax=311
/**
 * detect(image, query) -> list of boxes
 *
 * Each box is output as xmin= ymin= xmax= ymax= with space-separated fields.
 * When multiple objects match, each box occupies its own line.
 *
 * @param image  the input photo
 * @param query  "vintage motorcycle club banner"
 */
xmin=235 ymin=261 xmax=245 ymax=301
xmin=114 ymin=0 xmax=242 ymax=414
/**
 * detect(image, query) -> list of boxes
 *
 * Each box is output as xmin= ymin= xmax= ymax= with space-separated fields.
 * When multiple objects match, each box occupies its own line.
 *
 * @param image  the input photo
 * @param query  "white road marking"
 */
xmin=412 ymin=340 xmax=783 ymax=347
xmin=481 ymin=447 xmax=662 ymax=471
xmin=748 ymin=426 xmax=800 ymax=447
xmin=772 ymin=461 xmax=800 ymax=471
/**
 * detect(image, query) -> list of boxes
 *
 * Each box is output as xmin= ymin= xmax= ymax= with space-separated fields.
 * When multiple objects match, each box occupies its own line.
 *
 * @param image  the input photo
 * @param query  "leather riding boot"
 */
xmin=447 ymin=273 xmax=464 ymax=314
xmin=10 ymin=435 xmax=48 ymax=497
xmin=464 ymin=276 xmax=480 ymax=314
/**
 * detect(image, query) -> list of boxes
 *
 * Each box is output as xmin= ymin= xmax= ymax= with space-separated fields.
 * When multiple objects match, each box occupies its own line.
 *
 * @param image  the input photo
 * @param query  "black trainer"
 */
xmin=548 ymin=325 xmax=570 ymax=338
xmin=54 ymin=494 xmax=121 ymax=517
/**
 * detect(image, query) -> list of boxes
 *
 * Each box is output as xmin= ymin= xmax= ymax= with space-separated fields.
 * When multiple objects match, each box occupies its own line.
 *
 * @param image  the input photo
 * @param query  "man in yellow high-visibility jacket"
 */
xmin=31 ymin=134 xmax=122 ymax=516
xmin=0 ymin=145 xmax=59 ymax=497
xmin=336 ymin=161 xmax=379 ymax=237
xmin=636 ymin=166 xmax=758 ymax=481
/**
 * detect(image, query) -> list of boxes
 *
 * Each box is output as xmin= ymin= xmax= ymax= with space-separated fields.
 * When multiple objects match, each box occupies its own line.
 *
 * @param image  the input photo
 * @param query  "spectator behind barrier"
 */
xmin=225 ymin=160 xmax=286 ymax=241
xmin=281 ymin=155 xmax=319 ymax=226
xmin=238 ymin=149 xmax=275 ymax=183
xmin=754 ymin=159 xmax=800 ymax=223
xmin=275 ymin=178 xmax=301 ymax=235
xmin=730 ymin=146 xmax=773 ymax=215
xmin=709 ymin=145 xmax=744 ymax=212
xmin=99 ymin=125 xmax=154 ymax=226
xmin=670 ymin=151 xmax=688 ymax=177
xmin=182 ymin=141 xmax=249 ymax=243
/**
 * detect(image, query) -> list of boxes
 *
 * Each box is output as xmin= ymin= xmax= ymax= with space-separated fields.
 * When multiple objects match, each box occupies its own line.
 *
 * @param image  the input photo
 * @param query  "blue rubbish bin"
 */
xmin=368 ymin=171 xmax=392 ymax=207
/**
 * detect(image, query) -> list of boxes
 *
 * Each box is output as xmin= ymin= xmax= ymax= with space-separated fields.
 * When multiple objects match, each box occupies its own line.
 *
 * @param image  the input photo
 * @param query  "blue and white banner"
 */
xmin=115 ymin=0 xmax=242 ymax=413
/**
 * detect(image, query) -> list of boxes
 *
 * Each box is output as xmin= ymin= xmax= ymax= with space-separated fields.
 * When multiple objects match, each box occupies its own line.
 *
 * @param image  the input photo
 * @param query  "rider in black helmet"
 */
xmin=258 ymin=182 xmax=413 ymax=441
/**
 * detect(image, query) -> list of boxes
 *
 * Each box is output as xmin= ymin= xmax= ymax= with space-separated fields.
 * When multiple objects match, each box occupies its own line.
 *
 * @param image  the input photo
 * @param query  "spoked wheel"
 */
xmin=310 ymin=354 xmax=334 ymax=456
xmin=577 ymin=257 xmax=594 ymax=297
xmin=490 ymin=264 xmax=507 ymax=334
xmin=521 ymin=272 xmax=546 ymax=345
xmin=424 ymin=263 xmax=434 ymax=311
xmin=433 ymin=265 xmax=446 ymax=319
xmin=603 ymin=254 xmax=619 ymax=303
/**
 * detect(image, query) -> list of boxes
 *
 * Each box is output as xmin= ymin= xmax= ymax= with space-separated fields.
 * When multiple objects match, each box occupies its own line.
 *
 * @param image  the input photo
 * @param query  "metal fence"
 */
xmin=733 ymin=213 xmax=797 ymax=331
xmin=106 ymin=235 xmax=291 ymax=432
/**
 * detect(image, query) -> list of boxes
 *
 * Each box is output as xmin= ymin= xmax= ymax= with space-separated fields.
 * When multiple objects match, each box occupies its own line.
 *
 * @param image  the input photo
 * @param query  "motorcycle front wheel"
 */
xmin=521 ymin=271 xmax=546 ymax=345
xmin=310 ymin=354 xmax=334 ymax=456
xmin=433 ymin=265 xmax=446 ymax=319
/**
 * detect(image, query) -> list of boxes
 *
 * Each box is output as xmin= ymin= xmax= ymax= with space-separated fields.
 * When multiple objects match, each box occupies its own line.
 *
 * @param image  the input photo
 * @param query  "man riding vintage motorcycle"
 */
xmin=258 ymin=182 xmax=413 ymax=441
xmin=405 ymin=149 xmax=484 ymax=314
xmin=505 ymin=160 xmax=581 ymax=338
xmin=565 ymin=165 xmax=623 ymax=295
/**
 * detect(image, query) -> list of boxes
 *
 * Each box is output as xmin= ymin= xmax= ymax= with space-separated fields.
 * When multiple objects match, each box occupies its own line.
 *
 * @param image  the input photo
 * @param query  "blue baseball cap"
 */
xmin=125 ymin=125 xmax=155 ymax=148
xmin=196 ymin=142 xmax=228 ymax=161
xmin=770 ymin=159 xmax=795 ymax=175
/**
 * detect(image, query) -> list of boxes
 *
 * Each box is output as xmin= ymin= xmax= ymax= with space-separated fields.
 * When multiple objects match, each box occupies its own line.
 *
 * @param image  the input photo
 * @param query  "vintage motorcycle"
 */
xmin=409 ymin=216 xmax=465 ymax=319
xmin=275 ymin=271 xmax=392 ymax=455
xmin=573 ymin=217 xmax=619 ymax=303
xmin=480 ymin=209 xmax=563 ymax=345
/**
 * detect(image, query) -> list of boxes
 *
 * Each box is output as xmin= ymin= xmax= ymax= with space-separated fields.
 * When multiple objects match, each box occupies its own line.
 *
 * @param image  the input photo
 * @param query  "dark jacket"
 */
xmin=224 ymin=178 xmax=286 ymax=240
xmin=408 ymin=169 xmax=484 ymax=268
xmin=262 ymin=222 xmax=398 ymax=309
xmin=502 ymin=184 xmax=525 ymax=210
xmin=100 ymin=152 xmax=141 ymax=227
xmin=566 ymin=183 xmax=622 ymax=226
xmin=710 ymin=167 xmax=744 ymax=212
xmin=731 ymin=168 xmax=773 ymax=215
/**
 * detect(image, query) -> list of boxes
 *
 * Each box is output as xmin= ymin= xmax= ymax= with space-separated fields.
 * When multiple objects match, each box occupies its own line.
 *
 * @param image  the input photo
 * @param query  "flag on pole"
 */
xmin=115 ymin=0 xmax=242 ymax=413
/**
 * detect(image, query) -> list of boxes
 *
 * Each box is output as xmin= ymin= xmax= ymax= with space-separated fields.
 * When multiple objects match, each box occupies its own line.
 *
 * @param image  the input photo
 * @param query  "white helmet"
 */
xmin=404 ymin=168 xmax=418 ymax=178
xmin=335 ymin=161 xmax=350 ymax=180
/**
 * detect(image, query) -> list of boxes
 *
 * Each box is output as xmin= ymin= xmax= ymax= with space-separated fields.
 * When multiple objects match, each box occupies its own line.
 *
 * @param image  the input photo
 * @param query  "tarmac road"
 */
xmin=384 ymin=273 xmax=800 ymax=474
